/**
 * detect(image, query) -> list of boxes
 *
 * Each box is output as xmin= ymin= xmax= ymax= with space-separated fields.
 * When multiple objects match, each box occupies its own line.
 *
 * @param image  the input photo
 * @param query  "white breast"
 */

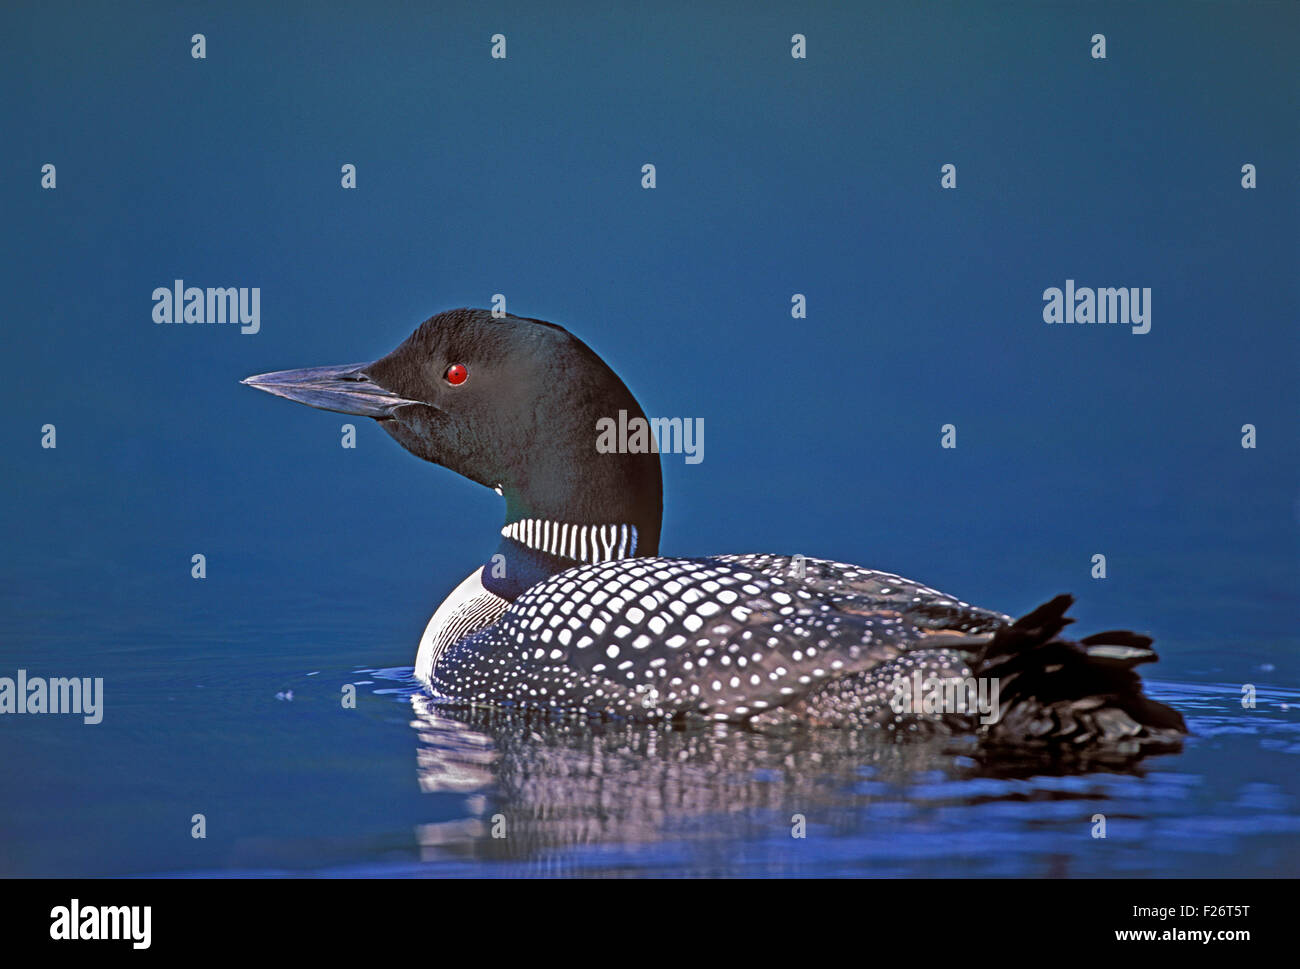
xmin=414 ymin=567 xmax=511 ymax=685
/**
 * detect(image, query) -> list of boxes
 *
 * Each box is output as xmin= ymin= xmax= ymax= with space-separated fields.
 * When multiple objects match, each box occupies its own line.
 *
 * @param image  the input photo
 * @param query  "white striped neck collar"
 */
xmin=501 ymin=518 xmax=639 ymax=564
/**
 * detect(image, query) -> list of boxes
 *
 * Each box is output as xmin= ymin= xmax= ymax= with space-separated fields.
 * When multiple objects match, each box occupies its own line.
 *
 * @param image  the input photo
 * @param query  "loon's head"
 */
xmin=242 ymin=308 xmax=663 ymax=597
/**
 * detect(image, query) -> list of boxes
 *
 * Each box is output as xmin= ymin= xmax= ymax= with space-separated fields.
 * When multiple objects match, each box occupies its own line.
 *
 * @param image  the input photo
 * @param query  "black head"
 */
xmin=243 ymin=309 xmax=663 ymax=594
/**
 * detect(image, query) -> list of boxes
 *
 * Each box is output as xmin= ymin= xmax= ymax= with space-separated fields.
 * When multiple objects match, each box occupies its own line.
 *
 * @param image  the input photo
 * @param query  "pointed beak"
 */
xmin=241 ymin=363 xmax=423 ymax=419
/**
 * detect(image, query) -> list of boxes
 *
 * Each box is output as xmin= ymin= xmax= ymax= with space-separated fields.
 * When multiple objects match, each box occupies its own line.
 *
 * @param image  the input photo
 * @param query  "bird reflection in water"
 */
xmin=406 ymin=692 xmax=1181 ymax=874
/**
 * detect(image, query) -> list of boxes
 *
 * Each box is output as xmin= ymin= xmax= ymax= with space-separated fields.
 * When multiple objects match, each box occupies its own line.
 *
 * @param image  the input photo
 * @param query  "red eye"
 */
xmin=444 ymin=363 xmax=468 ymax=386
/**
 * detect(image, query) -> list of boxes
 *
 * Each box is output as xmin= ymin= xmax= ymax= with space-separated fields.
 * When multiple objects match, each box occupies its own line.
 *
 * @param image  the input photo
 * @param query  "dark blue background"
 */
xmin=1 ymin=1 xmax=1296 ymax=876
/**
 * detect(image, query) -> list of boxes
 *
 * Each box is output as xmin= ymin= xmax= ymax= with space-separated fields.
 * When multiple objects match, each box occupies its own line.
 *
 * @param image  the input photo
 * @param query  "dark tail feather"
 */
xmin=974 ymin=595 xmax=1186 ymax=749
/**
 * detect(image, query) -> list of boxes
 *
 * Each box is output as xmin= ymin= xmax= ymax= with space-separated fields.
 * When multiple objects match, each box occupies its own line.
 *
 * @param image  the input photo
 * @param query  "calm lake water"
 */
xmin=2 ymin=573 xmax=1297 ymax=878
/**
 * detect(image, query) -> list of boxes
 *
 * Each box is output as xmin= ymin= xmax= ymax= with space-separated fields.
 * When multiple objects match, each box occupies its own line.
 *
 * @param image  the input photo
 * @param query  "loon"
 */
xmin=243 ymin=308 xmax=1186 ymax=749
